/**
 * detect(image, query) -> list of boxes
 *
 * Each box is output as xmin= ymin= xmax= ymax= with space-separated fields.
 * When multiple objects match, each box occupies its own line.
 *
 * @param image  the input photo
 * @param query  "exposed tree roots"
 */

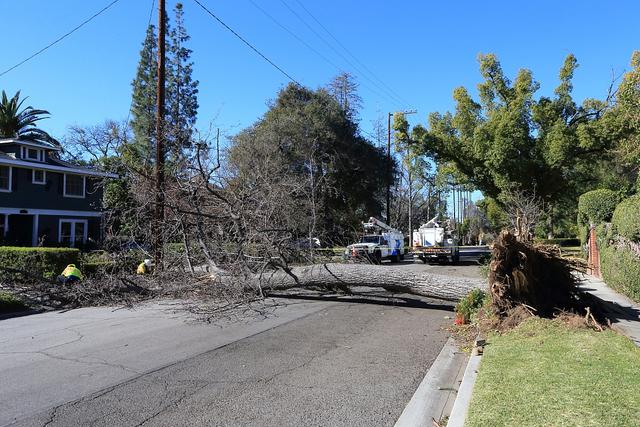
xmin=487 ymin=231 xmax=606 ymax=331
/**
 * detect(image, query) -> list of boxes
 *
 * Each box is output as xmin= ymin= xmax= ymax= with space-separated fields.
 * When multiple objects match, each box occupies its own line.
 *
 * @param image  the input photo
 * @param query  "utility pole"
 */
xmin=154 ymin=0 xmax=166 ymax=269
xmin=386 ymin=109 xmax=417 ymax=226
xmin=452 ymin=185 xmax=456 ymax=229
xmin=386 ymin=112 xmax=391 ymax=225
xmin=408 ymin=168 xmax=413 ymax=244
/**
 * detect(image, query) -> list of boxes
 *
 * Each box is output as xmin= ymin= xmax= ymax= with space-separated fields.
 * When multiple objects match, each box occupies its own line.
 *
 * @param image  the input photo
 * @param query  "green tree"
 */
xmin=393 ymin=113 xmax=435 ymax=233
xmin=167 ymin=2 xmax=199 ymax=152
xmin=128 ymin=24 xmax=158 ymax=169
xmin=0 ymin=90 xmax=58 ymax=145
xmin=129 ymin=4 xmax=199 ymax=165
xmin=327 ymin=72 xmax=362 ymax=122
xmin=230 ymin=83 xmax=388 ymax=241
xmin=598 ymin=51 xmax=640 ymax=192
xmin=417 ymin=54 xmax=613 ymax=237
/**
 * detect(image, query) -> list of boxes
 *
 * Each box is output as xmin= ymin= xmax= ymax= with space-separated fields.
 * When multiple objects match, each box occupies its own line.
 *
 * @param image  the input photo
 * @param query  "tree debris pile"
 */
xmin=488 ymin=231 xmax=584 ymax=317
xmin=0 ymin=271 xmax=256 ymax=312
xmin=1 ymin=277 xmax=154 ymax=311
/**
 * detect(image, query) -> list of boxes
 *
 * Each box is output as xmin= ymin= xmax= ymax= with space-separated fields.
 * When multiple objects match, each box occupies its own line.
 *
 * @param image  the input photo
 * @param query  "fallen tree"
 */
xmin=244 ymin=263 xmax=486 ymax=302
xmin=2 ymin=261 xmax=486 ymax=312
xmin=488 ymin=231 xmax=586 ymax=317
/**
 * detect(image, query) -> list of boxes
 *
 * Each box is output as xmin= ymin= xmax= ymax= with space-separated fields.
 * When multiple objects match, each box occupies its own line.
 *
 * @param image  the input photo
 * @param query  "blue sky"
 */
xmin=1 ymin=0 xmax=638 ymax=151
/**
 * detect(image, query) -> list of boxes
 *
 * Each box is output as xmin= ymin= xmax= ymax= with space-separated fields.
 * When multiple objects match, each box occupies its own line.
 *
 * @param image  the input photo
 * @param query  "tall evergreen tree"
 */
xmin=327 ymin=72 xmax=362 ymax=121
xmin=167 ymin=3 xmax=199 ymax=152
xmin=129 ymin=3 xmax=198 ymax=164
xmin=129 ymin=24 xmax=158 ymax=168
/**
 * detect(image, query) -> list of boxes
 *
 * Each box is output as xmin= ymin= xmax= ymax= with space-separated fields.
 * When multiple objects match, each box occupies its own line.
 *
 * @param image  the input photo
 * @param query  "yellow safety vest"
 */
xmin=62 ymin=265 xmax=83 ymax=280
xmin=136 ymin=262 xmax=148 ymax=275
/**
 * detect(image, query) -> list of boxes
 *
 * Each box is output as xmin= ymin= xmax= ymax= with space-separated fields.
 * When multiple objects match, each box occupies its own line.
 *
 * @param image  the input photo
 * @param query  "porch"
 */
xmin=0 ymin=208 xmax=102 ymax=247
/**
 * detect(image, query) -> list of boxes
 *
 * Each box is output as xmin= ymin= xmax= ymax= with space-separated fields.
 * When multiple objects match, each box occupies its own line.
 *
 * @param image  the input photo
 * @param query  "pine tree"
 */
xmin=327 ymin=72 xmax=362 ymax=121
xmin=129 ymin=4 xmax=198 ymax=165
xmin=167 ymin=2 xmax=199 ymax=153
xmin=129 ymin=24 xmax=158 ymax=168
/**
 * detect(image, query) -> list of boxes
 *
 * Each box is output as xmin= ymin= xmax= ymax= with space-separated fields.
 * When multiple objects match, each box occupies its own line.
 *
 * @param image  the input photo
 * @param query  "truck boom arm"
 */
xmin=363 ymin=217 xmax=399 ymax=233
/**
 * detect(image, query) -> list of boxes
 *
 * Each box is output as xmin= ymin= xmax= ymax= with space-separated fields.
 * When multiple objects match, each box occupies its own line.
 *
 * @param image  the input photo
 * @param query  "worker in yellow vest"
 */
xmin=136 ymin=259 xmax=153 ymax=275
xmin=58 ymin=264 xmax=83 ymax=284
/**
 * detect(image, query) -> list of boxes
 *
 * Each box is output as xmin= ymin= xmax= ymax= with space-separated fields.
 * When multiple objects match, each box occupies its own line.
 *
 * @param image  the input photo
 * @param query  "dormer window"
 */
xmin=20 ymin=146 xmax=44 ymax=162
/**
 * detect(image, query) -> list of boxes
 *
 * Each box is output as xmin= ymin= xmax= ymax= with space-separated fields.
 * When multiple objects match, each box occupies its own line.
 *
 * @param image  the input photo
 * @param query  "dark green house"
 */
xmin=0 ymin=138 xmax=117 ymax=247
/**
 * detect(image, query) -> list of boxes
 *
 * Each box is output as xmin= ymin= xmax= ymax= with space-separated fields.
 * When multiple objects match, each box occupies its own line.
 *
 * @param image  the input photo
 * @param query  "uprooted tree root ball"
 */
xmin=482 ymin=231 xmax=606 ymax=332
xmin=489 ymin=231 xmax=586 ymax=317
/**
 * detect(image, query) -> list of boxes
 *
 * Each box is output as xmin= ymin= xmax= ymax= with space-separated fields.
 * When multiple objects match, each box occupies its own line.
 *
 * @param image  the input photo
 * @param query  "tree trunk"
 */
xmin=248 ymin=263 xmax=485 ymax=302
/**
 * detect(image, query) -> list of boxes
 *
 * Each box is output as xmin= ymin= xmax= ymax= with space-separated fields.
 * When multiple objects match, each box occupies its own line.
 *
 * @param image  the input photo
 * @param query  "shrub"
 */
xmin=81 ymin=261 xmax=117 ymax=277
xmin=537 ymin=238 xmax=581 ymax=247
xmin=601 ymin=244 xmax=640 ymax=302
xmin=611 ymin=194 xmax=640 ymax=242
xmin=0 ymin=291 xmax=27 ymax=313
xmin=455 ymin=289 xmax=487 ymax=323
xmin=577 ymin=189 xmax=620 ymax=227
xmin=0 ymin=247 xmax=79 ymax=279
xmin=80 ymin=250 xmax=145 ymax=277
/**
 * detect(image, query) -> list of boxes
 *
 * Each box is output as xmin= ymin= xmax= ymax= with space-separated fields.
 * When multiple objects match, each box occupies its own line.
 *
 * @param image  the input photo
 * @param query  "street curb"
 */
xmin=447 ymin=350 xmax=482 ymax=427
xmin=394 ymin=337 xmax=467 ymax=427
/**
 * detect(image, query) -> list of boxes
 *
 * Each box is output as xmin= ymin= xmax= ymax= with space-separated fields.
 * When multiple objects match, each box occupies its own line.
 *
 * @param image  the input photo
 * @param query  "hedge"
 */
xmin=80 ymin=250 xmax=145 ymax=277
xmin=597 ymin=194 xmax=640 ymax=303
xmin=601 ymin=243 xmax=640 ymax=302
xmin=611 ymin=194 xmax=640 ymax=242
xmin=537 ymin=238 xmax=581 ymax=247
xmin=0 ymin=247 xmax=79 ymax=279
xmin=577 ymin=189 xmax=620 ymax=227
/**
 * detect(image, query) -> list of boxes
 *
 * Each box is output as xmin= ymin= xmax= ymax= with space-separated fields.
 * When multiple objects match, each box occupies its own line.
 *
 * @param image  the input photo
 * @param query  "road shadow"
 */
xmin=0 ymin=308 xmax=43 ymax=321
xmin=266 ymin=291 xmax=455 ymax=311
xmin=407 ymin=259 xmax=481 ymax=267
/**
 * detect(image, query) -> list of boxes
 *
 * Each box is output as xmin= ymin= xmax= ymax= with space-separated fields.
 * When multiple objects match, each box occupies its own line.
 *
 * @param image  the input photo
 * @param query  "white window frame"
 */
xmin=32 ymin=169 xmax=46 ymax=185
xmin=0 ymin=166 xmax=12 ymax=193
xmin=21 ymin=147 xmax=44 ymax=162
xmin=58 ymin=219 xmax=88 ymax=247
xmin=63 ymin=174 xmax=86 ymax=198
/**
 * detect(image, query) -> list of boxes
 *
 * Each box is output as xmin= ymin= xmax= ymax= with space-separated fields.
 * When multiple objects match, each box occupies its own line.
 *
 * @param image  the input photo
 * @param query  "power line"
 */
xmin=0 ymin=0 xmax=122 ymax=78
xmin=247 ymin=0 xmax=339 ymax=70
xmin=293 ymin=0 xmax=412 ymax=107
xmin=246 ymin=0 xmax=399 ymax=106
xmin=192 ymin=0 xmax=301 ymax=85
xmin=279 ymin=0 xmax=405 ymax=107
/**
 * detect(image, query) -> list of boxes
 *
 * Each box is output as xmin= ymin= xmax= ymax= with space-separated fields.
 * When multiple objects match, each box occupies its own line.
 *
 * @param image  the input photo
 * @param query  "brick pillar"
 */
xmin=588 ymin=226 xmax=601 ymax=278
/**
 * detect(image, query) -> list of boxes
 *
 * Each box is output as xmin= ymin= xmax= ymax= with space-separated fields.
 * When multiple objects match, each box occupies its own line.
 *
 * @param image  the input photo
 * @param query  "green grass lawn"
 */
xmin=0 ymin=291 xmax=27 ymax=314
xmin=466 ymin=318 xmax=640 ymax=427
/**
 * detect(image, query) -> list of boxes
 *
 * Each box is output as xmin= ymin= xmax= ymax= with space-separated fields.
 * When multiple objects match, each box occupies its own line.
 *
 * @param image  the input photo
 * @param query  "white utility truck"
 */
xmin=412 ymin=216 xmax=460 ymax=264
xmin=345 ymin=217 xmax=405 ymax=264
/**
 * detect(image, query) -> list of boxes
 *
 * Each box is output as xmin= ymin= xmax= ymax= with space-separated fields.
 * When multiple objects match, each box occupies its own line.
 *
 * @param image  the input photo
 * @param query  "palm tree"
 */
xmin=0 ymin=90 xmax=59 ymax=145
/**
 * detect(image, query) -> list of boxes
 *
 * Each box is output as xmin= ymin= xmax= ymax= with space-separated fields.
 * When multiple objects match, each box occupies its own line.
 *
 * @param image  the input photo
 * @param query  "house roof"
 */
xmin=0 ymin=138 xmax=61 ymax=151
xmin=0 ymin=152 xmax=118 ymax=178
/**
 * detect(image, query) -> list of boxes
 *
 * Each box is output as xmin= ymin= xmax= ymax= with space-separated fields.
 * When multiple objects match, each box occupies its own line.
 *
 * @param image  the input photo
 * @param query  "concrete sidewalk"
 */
xmin=578 ymin=274 xmax=640 ymax=346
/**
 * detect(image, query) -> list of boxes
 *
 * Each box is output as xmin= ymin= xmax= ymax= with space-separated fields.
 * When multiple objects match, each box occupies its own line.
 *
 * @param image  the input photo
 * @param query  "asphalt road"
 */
xmin=1 ymin=263 xmax=481 ymax=427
